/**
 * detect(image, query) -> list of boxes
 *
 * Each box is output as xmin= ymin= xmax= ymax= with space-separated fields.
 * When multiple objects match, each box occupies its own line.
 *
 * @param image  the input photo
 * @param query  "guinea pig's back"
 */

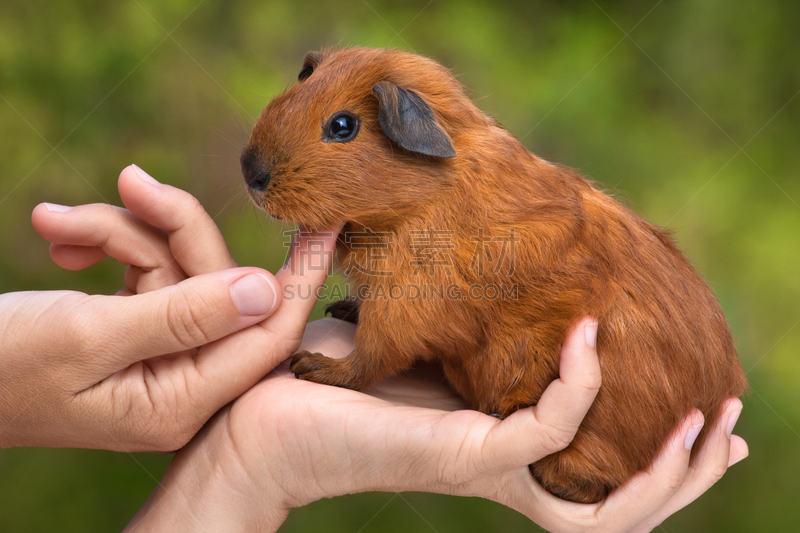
xmin=530 ymin=191 xmax=747 ymax=503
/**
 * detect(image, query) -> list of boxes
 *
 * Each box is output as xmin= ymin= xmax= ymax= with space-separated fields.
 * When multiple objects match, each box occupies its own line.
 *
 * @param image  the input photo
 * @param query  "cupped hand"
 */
xmin=0 ymin=165 xmax=337 ymax=451
xmin=128 ymin=316 xmax=747 ymax=532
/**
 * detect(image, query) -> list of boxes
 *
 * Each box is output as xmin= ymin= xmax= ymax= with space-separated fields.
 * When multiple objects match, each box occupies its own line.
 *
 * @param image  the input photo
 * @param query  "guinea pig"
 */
xmin=241 ymin=47 xmax=747 ymax=503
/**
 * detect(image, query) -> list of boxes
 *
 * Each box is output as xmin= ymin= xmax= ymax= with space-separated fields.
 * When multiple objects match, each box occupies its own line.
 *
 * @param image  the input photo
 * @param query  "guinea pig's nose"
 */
xmin=241 ymin=148 xmax=272 ymax=191
xmin=246 ymin=169 xmax=271 ymax=191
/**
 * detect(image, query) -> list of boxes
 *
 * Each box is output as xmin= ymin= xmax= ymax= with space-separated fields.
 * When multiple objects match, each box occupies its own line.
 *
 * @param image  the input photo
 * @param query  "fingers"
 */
xmin=503 ymin=409 xmax=704 ymax=533
xmin=729 ymin=434 xmax=749 ymax=467
xmin=507 ymin=400 xmax=745 ymax=533
xmin=49 ymin=244 xmax=108 ymax=270
xmin=189 ymin=226 xmax=342 ymax=410
xmin=258 ymin=225 xmax=344 ymax=343
xmin=34 ymin=165 xmax=239 ymax=291
xmin=593 ymin=410 xmax=704 ymax=532
xmin=629 ymin=398 xmax=746 ymax=532
xmin=122 ymin=263 xmax=179 ymax=294
xmin=32 ymin=202 xmax=182 ymax=283
xmin=79 ymin=267 xmax=280 ymax=372
xmin=482 ymin=317 xmax=601 ymax=469
xmin=118 ymin=165 xmax=237 ymax=276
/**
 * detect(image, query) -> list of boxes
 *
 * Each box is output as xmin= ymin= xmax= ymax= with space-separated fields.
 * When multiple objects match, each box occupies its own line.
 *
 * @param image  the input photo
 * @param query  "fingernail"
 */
xmin=685 ymin=422 xmax=704 ymax=450
xmin=584 ymin=322 xmax=598 ymax=348
xmin=726 ymin=407 xmax=742 ymax=438
xmin=728 ymin=451 xmax=748 ymax=467
xmin=131 ymin=164 xmax=161 ymax=187
xmin=44 ymin=203 xmax=73 ymax=212
xmin=230 ymin=273 xmax=279 ymax=316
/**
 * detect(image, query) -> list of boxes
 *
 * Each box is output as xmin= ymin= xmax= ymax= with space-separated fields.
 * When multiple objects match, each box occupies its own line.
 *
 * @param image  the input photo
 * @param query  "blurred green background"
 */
xmin=1 ymin=0 xmax=798 ymax=531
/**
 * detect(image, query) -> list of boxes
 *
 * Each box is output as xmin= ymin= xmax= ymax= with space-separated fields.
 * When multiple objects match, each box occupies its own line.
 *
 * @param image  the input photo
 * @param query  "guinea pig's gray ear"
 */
xmin=298 ymin=52 xmax=320 ymax=82
xmin=372 ymin=81 xmax=456 ymax=158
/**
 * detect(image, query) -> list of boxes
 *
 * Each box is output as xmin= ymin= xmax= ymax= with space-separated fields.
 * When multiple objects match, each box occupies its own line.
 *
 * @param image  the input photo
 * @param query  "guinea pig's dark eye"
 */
xmin=325 ymin=112 xmax=359 ymax=143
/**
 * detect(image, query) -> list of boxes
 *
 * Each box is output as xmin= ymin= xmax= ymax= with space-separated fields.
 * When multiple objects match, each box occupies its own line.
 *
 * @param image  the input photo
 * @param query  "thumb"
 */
xmin=158 ymin=226 xmax=343 ymax=420
xmin=87 ymin=267 xmax=280 ymax=369
xmin=482 ymin=317 xmax=601 ymax=469
xmin=258 ymin=224 xmax=343 ymax=343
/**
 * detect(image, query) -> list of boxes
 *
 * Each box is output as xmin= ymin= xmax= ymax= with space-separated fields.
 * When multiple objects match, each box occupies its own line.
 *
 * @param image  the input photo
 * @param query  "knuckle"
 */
xmin=180 ymin=195 xmax=210 ymax=226
xmin=585 ymin=368 xmax=603 ymax=392
xmin=535 ymin=413 xmax=576 ymax=454
xmin=165 ymin=422 xmax=197 ymax=450
xmin=706 ymin=463 xmax=728 ymax=485
xmin=145 ymin=425 xmax=194 ymax=453
xmin=66 ymin=314 xmax=94 ymax=355
xmin=140 ymin=406 xmax=200 ymax=452
xmin=433 ymin=418 xmax=492 ymax=488
xmin=661 ymin=468 xmax=686 ymax=495
xmin=572 ymin=368 xmax=602 ymax=396
xmin=97 ymin=204 xmax=123 ymax=241
xmin=540 ymin=426 xmax=574 ymax=454
xmin=574 ymin=380 xmax=602 ymax=402
xmin=63 ymin=296 xmax=105 ymax=356
xmin=165 ymin=287 xmax=212 ymax=348
xmin=99 ymin=202 xmax=122 ymax=219
xmin=434 ymin=452 xmax=464 ymax=487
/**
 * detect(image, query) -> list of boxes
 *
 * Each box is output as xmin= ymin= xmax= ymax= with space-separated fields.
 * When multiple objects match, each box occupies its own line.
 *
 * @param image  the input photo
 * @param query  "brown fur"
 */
xmin=242 ymin=47 xmax=747 ymax=503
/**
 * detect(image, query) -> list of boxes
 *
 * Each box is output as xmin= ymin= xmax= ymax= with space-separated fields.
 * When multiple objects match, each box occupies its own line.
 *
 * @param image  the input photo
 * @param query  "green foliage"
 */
xmin=1 ymin=0 xmax=799 ymax=530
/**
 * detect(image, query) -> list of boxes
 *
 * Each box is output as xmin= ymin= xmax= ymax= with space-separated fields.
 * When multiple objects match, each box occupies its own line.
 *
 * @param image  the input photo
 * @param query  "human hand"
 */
xmin=0 ymin=165 xmax=338 ymax=451
xmin=127 ymin=315 xmax=748 ymax=532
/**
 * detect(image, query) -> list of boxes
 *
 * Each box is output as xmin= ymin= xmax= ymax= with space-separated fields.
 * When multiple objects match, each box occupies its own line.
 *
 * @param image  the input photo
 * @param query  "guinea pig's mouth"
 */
xmin=245 ymin=184 xmax=343 ymax=230
xmin=245 ymin=188 xmax=275 ymax=216
xmin=245 ymin=187 xmax=290 ymax=223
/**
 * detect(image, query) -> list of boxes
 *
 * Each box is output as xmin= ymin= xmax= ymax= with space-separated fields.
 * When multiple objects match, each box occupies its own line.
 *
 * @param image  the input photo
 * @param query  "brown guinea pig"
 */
xmin=241 ymin=47 xmax=747 ymax=503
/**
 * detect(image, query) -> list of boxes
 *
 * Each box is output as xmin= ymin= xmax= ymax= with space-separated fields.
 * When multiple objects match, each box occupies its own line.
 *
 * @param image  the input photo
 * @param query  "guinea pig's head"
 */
xmin=241 ymin=47 xmax=488 ymax=229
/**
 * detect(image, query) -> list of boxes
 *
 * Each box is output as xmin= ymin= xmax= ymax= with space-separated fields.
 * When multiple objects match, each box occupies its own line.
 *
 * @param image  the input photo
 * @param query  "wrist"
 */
xmin=125 ymin=412 xmax=288 ymax=533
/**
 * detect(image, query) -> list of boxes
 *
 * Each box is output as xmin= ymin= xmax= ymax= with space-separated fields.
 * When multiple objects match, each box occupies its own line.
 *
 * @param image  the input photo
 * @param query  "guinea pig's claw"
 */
xmin=290 ymin=350 xmax=332 ymax=381
xmin=289 ymin=350 xmax=364 ymax=391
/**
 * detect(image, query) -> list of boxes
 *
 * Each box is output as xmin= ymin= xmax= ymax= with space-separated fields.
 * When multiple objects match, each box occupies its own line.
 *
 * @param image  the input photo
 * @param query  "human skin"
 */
xmin=1 ymin=164 xmax=336 ymax=451
xmin=33 ymin=165 xmax=747 ymax=532
xmin=125 ymin=317 xmax=745 ymax=533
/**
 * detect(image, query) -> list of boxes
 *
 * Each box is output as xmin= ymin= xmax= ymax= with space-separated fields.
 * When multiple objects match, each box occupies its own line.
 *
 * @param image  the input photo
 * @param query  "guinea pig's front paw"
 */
xmin=289 ymin=350 xmax=360 ymax=390
xmin=324 ymin=297 xmax=360 ymax=324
